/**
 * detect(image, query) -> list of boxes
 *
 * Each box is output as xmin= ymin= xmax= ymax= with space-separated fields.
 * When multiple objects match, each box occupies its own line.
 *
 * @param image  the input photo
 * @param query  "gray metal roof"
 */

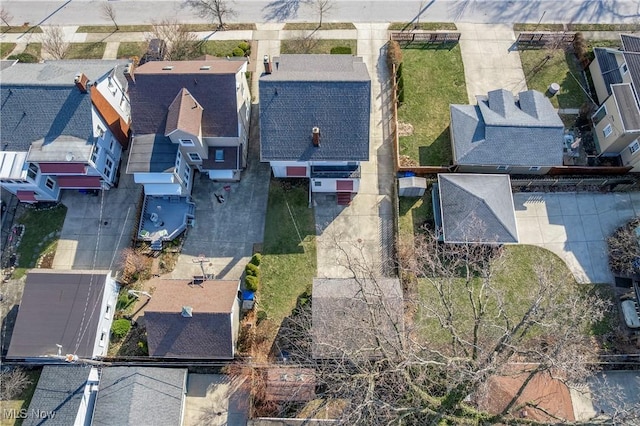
xmin=594 ymin=48 xmax=623 ymax=97
xmin=451 ymin=89 xmax=564 ymax=167
xmin=311 ymin=278 xmax=403 ymax=359
xmin=128 ymin=68 xmax=239 ymax=137
xmin=437 ymin=174 xmax=518 ymax=244
xmin=6 ymin=270 xmax=111 ymax=359
xmin=621 ymin=34 xmax=640 ymax=53
xmin=259 ymin=55 xmax=370 ymax=162
xmin=612 ymin=84 xmax=640 ymax=131
xmin=1 ymin=85 xmax=94 ymax=152
xmin=622 ymin=51 xmax=640 ymax=104
xmin=0 ymin=60 xmax=127 ymax=85
xmin=24 ymin=366 xmax=92 ymax=426
xmin=126 ymin=134 xmax=177 ymax=173
xmin=92 ymin=367 xmax=186 ymax=426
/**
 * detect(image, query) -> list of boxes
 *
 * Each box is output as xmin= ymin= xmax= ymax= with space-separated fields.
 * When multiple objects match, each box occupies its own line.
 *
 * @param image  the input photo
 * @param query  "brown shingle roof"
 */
xmin=165 ymin=88 xmax=203 ymax=137
xmin=144 ymin=279 xmax=239 ymax=359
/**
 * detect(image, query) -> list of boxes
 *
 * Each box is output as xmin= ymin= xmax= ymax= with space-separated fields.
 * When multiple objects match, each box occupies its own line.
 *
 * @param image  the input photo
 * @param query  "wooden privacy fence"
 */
xmin=516 ymin=32 xmax=576 ymax=48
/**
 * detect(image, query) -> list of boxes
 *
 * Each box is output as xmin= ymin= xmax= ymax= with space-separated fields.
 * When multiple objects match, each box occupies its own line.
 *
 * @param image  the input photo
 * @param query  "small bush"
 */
xmin=232 ymin=47 xmax=244 ymax=57
xmin=245 ymin=275 xmax=259 ymax=291
xmin=245 ymin=263 xmax=259 ymax=277
xmin=573 ymin=32 xmax=589 ymax=70
xmin=256 ymin=310 xmax=267 ymax=324
xmin=330 ymin=46 xmax=352 ymax=54
xmin=238 ymin=41 xmax=250 ymax=52
xmin=386 ymin=40 xmax=403 ymax=73
xmin=7 ymin=52 xmax=38 ymax=63
xmin=111 ymin=319 xmax=131 ymax=340
xmin=137 ymin=340 xmax=148 ymax=354
xmin=116 ymin=292 xmax=135 ymax=311
xmin=250 ymin=253 xmax=262 ymax=266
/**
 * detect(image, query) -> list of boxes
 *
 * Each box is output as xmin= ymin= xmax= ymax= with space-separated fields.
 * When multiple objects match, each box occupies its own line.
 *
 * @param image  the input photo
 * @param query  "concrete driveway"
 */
xmin=170 ymin=109 xmax=270 ymax=280
xmin=183 ymin=374 xmax=248 ymax=426
xmin=514 ymin=192 xmax=640 ymax=284
xmin=52 ymin=167 xmax=141 ymax=270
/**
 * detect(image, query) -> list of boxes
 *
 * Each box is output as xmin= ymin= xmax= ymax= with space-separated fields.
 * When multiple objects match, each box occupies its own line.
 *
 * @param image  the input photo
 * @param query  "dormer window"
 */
xmin=179 ymin=139 xmax=194 ymax=146
xmin=215 ymin=149 xmax=224 ymax=163
xmin=97 ymin=126 xmax=105 ymax=138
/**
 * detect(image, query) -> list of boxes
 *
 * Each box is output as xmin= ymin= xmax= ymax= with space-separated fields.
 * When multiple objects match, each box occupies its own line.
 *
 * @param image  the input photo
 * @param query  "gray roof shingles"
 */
xmin=6 ymin=270 xmax=110 ymax=359
xmin=92 ymin=367 xmax=186 ymax=426
xmin=451 ymin=89 xmax=564 ymax=167
xmin=311 ymin=278 xmax=403 ymax=359
xmin=437 ymin=174 xmax=518 ymax=244
xmin=24 ymin=366 xmax=92 ymax=426
xmin=259 ymin=55 xmax=371 ymax=162
xmin=126 ymin=134 xmax=177 ymax=173
xmin=594 ymin=48 xmax=623 ymax=96
xmin=1 ymin=60 xmax=127 ymax=86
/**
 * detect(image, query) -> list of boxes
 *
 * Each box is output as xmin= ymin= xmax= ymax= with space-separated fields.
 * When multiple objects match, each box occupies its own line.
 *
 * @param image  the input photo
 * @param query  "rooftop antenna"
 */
xmin=192 ymin=254 xmax=211 ymax=282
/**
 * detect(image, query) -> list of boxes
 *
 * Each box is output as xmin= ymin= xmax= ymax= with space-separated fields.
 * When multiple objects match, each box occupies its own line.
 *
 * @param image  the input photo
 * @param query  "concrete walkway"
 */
xmin=315 ymin=23 xmax=396 ymax=278
xmin=457 ymin=23 xmax=527 ymax=103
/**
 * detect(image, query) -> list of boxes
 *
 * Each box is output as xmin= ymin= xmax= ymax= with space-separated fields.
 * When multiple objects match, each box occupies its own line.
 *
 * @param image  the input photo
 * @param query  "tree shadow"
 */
xmin=418 ymin=126 xmax=453 ymax=167
xmin=263 ymin=0 xmax=310 ymax=22
xmin=1 ymin=304 xmax=18 ymax=358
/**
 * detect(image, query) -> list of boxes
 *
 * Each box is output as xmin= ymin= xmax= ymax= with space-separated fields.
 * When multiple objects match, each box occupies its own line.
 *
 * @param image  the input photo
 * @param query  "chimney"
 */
xmin=74 ymin=73 xmax=89 ymax=93
xmin=312 ymin=127 xmax=320 ymax=147
xmin=124 ymin=63 xmax=135 ymax=84
xmin=263 ymin=55 xmax=272 ymax=74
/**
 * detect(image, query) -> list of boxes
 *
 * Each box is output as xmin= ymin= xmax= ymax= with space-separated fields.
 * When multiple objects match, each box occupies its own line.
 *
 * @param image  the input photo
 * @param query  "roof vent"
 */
xmin=199 ymin=65 xmax=211 ymax=70
xmin=181 ymin=306 xmax=193 ymax=317
xmin=312 ymin=127 xmax=320 ymax=147
xmin=162 ymin=65 xmax=174 ymax=71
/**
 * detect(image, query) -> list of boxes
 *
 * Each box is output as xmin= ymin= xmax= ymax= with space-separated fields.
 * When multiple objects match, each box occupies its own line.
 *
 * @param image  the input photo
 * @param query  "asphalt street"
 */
xmin=2 ymin=1 xmax=640 ymax=27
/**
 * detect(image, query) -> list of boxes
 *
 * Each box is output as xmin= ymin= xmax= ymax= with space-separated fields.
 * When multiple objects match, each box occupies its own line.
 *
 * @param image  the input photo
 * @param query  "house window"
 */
xmin=96 ymin=126 xmax=105 ymax=138
xmin=45 ymin=177 xmax=55 ymax=190
xmin=188 ymin=152 xmax=202 ymax=162
xmin=120 ymin=95 xmax=127 ymax=110
xmin=104 ymin=157 xmax=114 ymax=179
xmin=529 ymin=166 xmax=541 ymax=171
xmin=183 ymin=167 xmax=190 ymax=183
xmin=622 ymin=63 xmax=628 ymax=74
xmin=109 ymin=138 xmax=115 ymax=152
xmin=99 ymin=332 xmax=106 ymax=347
xmin=592 ymin=105 xmax=607 ymax=124
xmin=496 ymin=165 xmax=509 ymax=171
xmin=108 ymin=78 xmax=117 ymax=95
xmin=314 ymin=181 xmax=322 ymax=187
xmin=215 ymin=149 xmax=224 ymax=163
xmin=179 ymin=139 xmax=195 ymax=146
xmin=91 ymin=145 xmax=100 ymax=164
xmin=27 ymin=163 xmax=39 ymax=181
xmin=603 ymin=124 xmax=613 ymax=138
xmin=629 ymin=140 xmax=640 ymax=155
xmin=176 ymin=151 xmax=182 ymax=170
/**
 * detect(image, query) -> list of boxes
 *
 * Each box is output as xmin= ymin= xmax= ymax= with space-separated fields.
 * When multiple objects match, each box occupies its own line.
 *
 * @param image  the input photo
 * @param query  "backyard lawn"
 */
xmin=0 ymin=368 xmax=41 ymax=426
xmin=397 ymin=46 xmax=467 ymax=166
xmin=1 ymin=43 xmax=16 ymax=58
xmin=398 ymin=194 xmax=433 ymax=241
xmin=12 ymin=204 xmax=67 ymax=279
xmin=65 ymin=42 xmax=106 ymax=59
xmin=257 ymin=181 xmax=317 ymax=346
xmin=519 ymin=48 xmax=587 ymax=109
xmin=280 ymin=39 xmax=357 ymax=55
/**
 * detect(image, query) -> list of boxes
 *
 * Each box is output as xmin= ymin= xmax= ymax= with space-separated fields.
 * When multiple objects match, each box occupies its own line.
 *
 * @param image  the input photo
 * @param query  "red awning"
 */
xmin=286 ymin=166 xmax=307 ymax=177
xmin=16 ymin=190 xmax=37 ymax=202
xmin=336 ymin=180 xmax=354 ymax=191
xmin=39 ymin=163 xmax=87 ymax=174
xmin=57 ymin=176 xmax=102 ymax=188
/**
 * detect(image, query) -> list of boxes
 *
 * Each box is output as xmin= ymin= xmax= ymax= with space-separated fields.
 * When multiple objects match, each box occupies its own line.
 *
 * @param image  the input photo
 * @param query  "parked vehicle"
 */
xmin=140 ymin=39 xmax=167 ymax=64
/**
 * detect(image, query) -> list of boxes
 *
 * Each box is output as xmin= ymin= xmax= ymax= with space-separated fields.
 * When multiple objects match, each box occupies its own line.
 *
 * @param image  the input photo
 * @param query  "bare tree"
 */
xmin=149 ymin=20 xmax=199 ymax=61
xmin=101 ymin=2 xmax=119 ymax=31
xmin=282 ymin=31 xmax=320 ymax=54
xmin=0 ymin=7 xmax=13 ymax=28
xmin=247 ymin=228 xmax=612 ymax=424
xmin=0 ymin=368 xmax=32 ymax=400
xmin=184 ymin=0 xmax=236 ymax=30
xmin=315 ymin=0 xmax=334 ymax=28
xmin=40 ymin=26 xmax=69 ymax=59
xmin=607 ymin=218 xmax=640 ymax=277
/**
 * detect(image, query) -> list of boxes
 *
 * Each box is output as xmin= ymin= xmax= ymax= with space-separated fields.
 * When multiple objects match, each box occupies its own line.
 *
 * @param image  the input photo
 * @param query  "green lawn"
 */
xmin=398 ymin=194 xmax=433 ymax=240
xmin=199 ymin=40 xmax=249 ymax=57
xmin=397 ymin=46 xmax=467 ymax=166
xmin=14 ymin=204 xmax=67 ymax=279
xmin=280 ymin=39 xmax=357 ymax=55
xmin=0 ymin=25 xmax=42 ymax=34
xmin=389 ymin=22 xmax=457 ymax=31
xmin=65 ymin=42 xmax=106 ymax=59
xmin=0 ymin=369 xmax=41 ymax=426
xmin=117 ymin=42 xmax=147 ymax=59
xmin=259 ymin=181 xmax=317 ymax=334
xmin=1 ymin=43 xmax=16 ymax=58
xmin=76 ymin=25 xmax=153 ymax=33
xmin=519 ymin=48 xmax=587 ymax=109
xmin=283 ymin=23 xmax=356 ymax=30
xmin=417 ymin=245 xmax=576 ymax=346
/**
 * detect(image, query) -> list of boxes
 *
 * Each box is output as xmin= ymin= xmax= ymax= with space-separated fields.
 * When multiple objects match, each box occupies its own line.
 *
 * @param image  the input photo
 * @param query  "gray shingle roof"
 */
xmin=128 ymin=67 xmax=238 ymax=137
xmin=92 ymin=367 xmax=186 ymax=426
xmin=594 ymin=48 xmax=623 ymax=97
xmin=259 ymin=55 xmax=370 ymax=162
xmin=436 ymin=174 xmax=518 ymax=244
xmin=126 ymin=134 xmax=177 ymax=173
xmin=621 ymin=34 xmax=640 ymax=53
xmin=451 ymin=89 xmax=564 ymax=167
xmin=6 ymin=270 xmax=111 ymax=359
xmin=612 ymin=84 xmax=640 ymax=131
xmin=24 ymin=366 xmax=92 ymax=426
xmin=1 ymin=85 xmax=93 ymax=152
xmin=0 ymin=60 xmax=127 ymax=86
xmin=311 ymin=278 xmax=403 ymax=359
